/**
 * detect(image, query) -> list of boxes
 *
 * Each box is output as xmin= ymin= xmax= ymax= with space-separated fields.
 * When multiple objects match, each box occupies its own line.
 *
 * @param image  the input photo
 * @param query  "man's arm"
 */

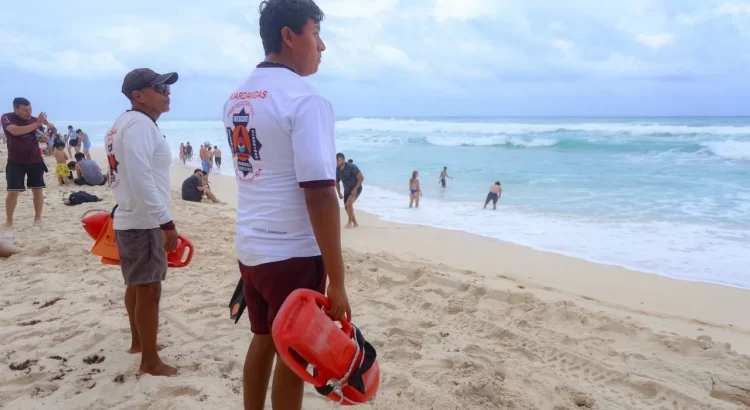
xmin=354 ymin=171 xmax=364 ymax=191
xmin=76 ymin=165 xmax=83 ymax=179
xmin=291 ymin=94 xmax=350 ymax=319
xmin=4 ymin=121 xmax=43 ymax=136
xmin=304 ymin=187 xmax=344 ymax=287
xmin=336 ymin=180 xmax=343 ymax=197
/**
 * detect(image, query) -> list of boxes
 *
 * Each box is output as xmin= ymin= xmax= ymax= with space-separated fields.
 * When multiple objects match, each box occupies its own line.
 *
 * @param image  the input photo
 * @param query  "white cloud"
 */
xmin=714 ymin=3 xmax=750 ymax=16
xmin=551 ymin=39 xmax=574 ymax=52
xmin=635 ymin=33 xmax=675 ymax=50
xmin=316 ymin=0 xmax=401 ymax=18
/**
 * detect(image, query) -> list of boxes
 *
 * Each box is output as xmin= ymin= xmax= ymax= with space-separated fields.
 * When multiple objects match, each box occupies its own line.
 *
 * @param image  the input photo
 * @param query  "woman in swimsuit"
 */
xmin=409 ymin=170 xmax=421 ymax=208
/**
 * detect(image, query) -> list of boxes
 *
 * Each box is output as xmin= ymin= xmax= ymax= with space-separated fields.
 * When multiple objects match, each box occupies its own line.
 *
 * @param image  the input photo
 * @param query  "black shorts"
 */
xmin=344 ymin=186 xmax=362 ymax=203
xmin=6 ymin=162 xmax=46 ymax=191
xmin=486 ymin=192 xmax=499 ymax=204
xmin=69 ymin=139 xmax=79 ymax=147
xmin=215 ymin=157 xmax=221 ymax=166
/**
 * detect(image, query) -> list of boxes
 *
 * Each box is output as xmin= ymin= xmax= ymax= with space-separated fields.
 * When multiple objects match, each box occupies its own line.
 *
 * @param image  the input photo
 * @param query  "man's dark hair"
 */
xmin=68 ymin=125 xmax=73 ymax=129
xmin=76 ymin=129 xmax=82 ymax=134
xmin=259 ymin=0 xmax=325 ymax=55
xmin=194 ymin=169 xmax=203 ymax=175
xmin=348 ymin=159 xmax=353 ymax=163
xmin=12 ymin=97 xmax=30 ymax=109
xmin=53 ymin=141 xmax=65 ymax=149
xmin=495 ymin=181 xmax=501 ymax=185
xmin=336 ymin=152 xmax=345 ymax=160
xmin=74 ymin=152 xmax=85 ymax=161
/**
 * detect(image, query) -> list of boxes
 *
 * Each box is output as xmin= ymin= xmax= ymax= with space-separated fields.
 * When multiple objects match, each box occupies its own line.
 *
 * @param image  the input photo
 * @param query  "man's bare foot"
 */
xmin=33 ymin=218 xmax=42 ymax=226
xmin=345 ymin=222 xmax=353 ymax=229
xmin=138 ymin=362 xmax=177 ymax=377
xmin=3 ymin=222 xmax=12 ymax=229
xmin=128 ymin=344 xmax=166 ymax=354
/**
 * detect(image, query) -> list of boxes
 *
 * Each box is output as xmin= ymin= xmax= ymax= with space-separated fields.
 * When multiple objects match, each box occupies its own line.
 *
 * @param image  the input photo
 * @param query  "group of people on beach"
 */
xmin=1 ymin=1 xmax=499 ymax=409
xmin=178 ymin=142 xmax=222 ymax=176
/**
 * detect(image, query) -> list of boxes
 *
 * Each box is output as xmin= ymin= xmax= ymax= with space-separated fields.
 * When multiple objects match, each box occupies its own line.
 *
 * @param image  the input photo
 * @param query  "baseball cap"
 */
xmin=121 ymin=68 xmax=179 ymax=100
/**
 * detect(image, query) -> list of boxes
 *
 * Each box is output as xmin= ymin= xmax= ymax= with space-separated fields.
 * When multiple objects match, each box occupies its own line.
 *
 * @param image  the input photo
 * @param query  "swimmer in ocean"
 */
xmin=439 ymin=166 xmax=452 ymax=188
xmin=484 ymin=181 xmax=502 ymax=210
xmin=409 ymin=170 xmax=421 ymax=208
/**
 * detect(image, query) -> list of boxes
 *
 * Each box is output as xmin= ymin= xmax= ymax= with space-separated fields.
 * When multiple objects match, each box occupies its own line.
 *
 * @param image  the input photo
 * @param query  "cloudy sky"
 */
xmin=2 ymin=0 xmax=749 ymax=120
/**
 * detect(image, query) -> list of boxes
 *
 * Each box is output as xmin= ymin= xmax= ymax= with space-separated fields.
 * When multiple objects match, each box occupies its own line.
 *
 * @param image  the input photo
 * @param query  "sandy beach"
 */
xmin=1 ymin=148 xmax=749 ymax=409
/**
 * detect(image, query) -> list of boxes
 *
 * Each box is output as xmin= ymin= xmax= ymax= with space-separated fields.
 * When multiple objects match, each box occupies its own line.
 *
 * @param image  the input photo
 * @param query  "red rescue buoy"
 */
xmin=272 ymin=289 xmax=380 ymax=405
xmin=81 ymin=210 xmax=194 ymax=268
xmin=81 ymin=210 xmax=110 ymax=240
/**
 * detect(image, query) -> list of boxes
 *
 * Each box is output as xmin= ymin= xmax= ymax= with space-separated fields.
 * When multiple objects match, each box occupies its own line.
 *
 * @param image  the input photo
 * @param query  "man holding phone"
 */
xmin=1 ymin=97 xmax=51 ymax=228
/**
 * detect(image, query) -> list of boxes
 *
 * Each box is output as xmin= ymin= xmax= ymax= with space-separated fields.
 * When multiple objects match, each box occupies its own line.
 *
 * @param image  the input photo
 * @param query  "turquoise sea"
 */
xmin=72 ymin=117 xmax=750 ymax=289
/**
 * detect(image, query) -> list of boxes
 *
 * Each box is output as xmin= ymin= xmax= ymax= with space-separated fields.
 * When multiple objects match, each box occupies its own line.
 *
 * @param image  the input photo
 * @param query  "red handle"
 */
xmin=310 ymin=290 xmax=353 ymax=337
xmin=167 ymin=235 xmax=194 ymax=268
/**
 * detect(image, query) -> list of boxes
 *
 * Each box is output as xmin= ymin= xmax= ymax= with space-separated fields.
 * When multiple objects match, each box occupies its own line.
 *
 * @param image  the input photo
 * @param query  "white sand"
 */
xmin=1 ymin=148 xmax=749 ymax=409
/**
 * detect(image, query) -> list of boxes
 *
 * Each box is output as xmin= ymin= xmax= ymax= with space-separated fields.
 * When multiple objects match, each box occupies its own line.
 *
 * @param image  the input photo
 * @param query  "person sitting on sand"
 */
xmin=409 ymin=170 xmax=422 ymax=208
xmin=484 ymin=181 xmax=502 ymax=210
xmin=73 ymin=152 xmax=106 ymax=186
xmin=181 ymin=169 xmax=221 ymax=203
xmin=52 ymin=141 xmax=69 ymax=186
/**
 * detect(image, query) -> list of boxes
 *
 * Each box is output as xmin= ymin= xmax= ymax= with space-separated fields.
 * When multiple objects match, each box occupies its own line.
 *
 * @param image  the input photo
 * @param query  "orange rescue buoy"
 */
xmin=272 ymin=289 xmax=380 ymax=405
xmin=81 ymin=210 xmax=194 ymax=268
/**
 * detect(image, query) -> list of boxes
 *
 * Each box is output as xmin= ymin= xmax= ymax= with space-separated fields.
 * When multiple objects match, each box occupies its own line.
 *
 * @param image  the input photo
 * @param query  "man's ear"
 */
xmin=281 ymin=26 xmax=294 ymax=49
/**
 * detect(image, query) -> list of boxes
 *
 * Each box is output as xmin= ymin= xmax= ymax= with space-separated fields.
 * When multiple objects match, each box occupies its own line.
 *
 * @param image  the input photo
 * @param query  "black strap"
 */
xmin=257 ymin=61 xmax=296 ymax=73
xmin=314 ymin=326 xmax=378 ymax=397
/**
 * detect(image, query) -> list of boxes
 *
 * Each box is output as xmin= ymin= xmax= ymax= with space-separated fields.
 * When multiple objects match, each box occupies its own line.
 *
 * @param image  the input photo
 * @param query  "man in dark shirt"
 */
xmin=335 ymin=152 xmax=364 ymax=228
xmin=181 ymin=169 xmax=220 ymax=203
xmin=1 ymin=97 xmax=52 ymax=228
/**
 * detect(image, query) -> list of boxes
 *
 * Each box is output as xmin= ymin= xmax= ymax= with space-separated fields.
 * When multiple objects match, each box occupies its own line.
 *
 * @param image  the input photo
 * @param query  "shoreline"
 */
xmin=175 ymin=154 xmax=747 ymax=293
xmin=166 ymin=156 xmax=750 ymax=331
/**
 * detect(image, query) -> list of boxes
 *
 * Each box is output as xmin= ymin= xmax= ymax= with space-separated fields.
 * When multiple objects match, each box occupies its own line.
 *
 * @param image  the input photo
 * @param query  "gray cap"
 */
xmin=121 ymin=68 xmax=178 ymax=100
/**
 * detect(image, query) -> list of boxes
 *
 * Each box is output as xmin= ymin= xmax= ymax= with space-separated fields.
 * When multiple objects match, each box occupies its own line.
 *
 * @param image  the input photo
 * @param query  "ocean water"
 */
xmin=69 ymin=117 xmax=750 ymax=289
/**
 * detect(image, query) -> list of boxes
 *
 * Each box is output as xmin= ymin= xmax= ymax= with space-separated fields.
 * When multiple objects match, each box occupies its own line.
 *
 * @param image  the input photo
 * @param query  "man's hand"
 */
xmin=162 ymin=229 xmax=178 ymax=253
xmin=35 ymin=112 xmax=47 ymax=126
xmin=325 ymin=282 xmax=351 ymax=321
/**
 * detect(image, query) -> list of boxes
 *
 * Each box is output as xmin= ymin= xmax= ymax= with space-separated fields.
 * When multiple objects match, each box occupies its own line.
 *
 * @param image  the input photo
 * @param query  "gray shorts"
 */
xmin=115 ymin=228 xmax=168 ymax=286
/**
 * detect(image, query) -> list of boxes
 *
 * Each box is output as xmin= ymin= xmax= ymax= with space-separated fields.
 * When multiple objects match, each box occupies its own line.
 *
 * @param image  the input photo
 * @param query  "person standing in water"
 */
xmin=77 ymin=129 xmax=92 ymax=160
xmin=213 ymin=145 xmax=222 ymax=170
xmin=484 ymin=181 xmax=502 ymax=210
xmin=179 ymin=143 xmax=186 ymax=164
xmin=336 ymin=152 xmax=364 ymax=228
xmin=439 ymin=166 xmax=452 ymax=188
xmin=409 ymin=170 xmax=421 ymax=208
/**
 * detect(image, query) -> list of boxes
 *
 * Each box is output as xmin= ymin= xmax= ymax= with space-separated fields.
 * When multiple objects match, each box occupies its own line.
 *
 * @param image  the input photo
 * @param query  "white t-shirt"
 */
xmin=223 ymin=64 xmax=336 ymax=266
xmin=105 ymin=110 xmax=173 ymax=230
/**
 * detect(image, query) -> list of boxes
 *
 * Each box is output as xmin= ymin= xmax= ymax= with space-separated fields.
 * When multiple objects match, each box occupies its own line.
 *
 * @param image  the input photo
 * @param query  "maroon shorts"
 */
xmin=239 ymin=256 xmax=327 ymax=335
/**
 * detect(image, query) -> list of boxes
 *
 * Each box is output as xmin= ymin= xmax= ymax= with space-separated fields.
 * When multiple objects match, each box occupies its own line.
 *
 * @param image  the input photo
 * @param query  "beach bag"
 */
xmin=65 ymin=191 xmax=102 ymax=206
